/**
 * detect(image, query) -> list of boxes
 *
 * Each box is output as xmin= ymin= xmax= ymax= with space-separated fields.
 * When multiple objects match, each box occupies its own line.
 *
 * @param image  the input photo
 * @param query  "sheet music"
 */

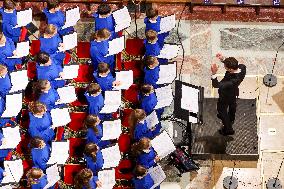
xmin=102 ymin=144 xmax=120 ymax=169
xmin=154 ymin=85 xmax=173 ymax=109
xmin=157 ymin=62 xmax=177 ymax=84
xmin=151 ymin=131 xmax=175 ymax=159
xmin=9 ymin=70 xmax=29 ymax=93
xmin=61 ymin=64 xmax=79 ymax=79
xmin=145 ymin=111 xmax=159 ymax=130
xmin=101 ymin=120 xmax=121 ymax=140
xmin=0 ymin=126 xmax=21 ymax=149
xmin=47 ymin=141 xmax=69 ymax=165
xmin=56 ymin=86 xmax=77 ymax=104
xmin=2 ymin=93 xmax=22 ymax=118
xmin=62 ymin=7 xmax=80 ymax=29
xmin=157 ymin=44 xmax=180 ymax=59
xmin=113 ymin=6 xmax=131 ymax=32
xmin=148 ymin=164 xmax=166 ymax=189
xmin=100 ymin=90 xmax=121 ymax=113
xmin=159 ymin=14 xmax=176 ymax=34
xmin=0 ymin=186 xmax=12 ymax=189
xmin=181 ymin=85 xmax=199 ymax=113
xmin=7 ymin=41 xmax=30 ymax=58
xmin=61 ymin=32 xmax=78 ymax=51
xmin=105 ymin=36 xmax=125 ymax=57
xmin=51 ymin=108 xmax=71 ymax=127
xmin=113 ymin=70 xmax=133 ymax=90
xmin=43 ymin=164 xmax=60 ymax=189
xmin=1 ymin=160 xmax=23 ymax=184
xmin=13 ymin=8 xmax=32 ymax=28
xmin=98 ymin=169 xmax=116 ymax=189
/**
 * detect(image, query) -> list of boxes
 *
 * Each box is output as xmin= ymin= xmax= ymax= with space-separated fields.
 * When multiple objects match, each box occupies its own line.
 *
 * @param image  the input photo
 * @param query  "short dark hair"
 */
xmin=145 ymin=30 xmax=157 ymax=42
xmin=30 ymin=137 xmax=44 ymax=148
xmin=146 ymin=8 xmax=158 ymax=18
xmin=36 ymin=52 xmax=50 ymax=64
xmin=141 ymin=84 xmax=153 ymax=95
xmin=134 ymin=165 xmax=147 ymax=177
xmin=87 ymin=83 xmax=101 ymax=94
xmin=144 ymin=56 xmax=158 ymax=67
xmin=3 ymin=0 xmax=16 ymax=10
xmin=97 ymin=4 xmax=111 ymax=15
xmin=47 ymin=0 xmax=60 ymax=10
xmin=223 ymin=57 xmax=238 ymax=70
xmin=97 ymin=63 xmax=110 ymax=74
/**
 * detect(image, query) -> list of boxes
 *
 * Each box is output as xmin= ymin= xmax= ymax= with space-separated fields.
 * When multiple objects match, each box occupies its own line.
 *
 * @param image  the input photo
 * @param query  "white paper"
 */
xmin=9 ymin=70 xmax=29 ymax=93
xmin=181 ymin=85 xmax=199 ymax=113
xmin=106 ymin=36 xmax=125 ymax=57
xmin=56 ymin=86 xmax=77 ymax=104
xmin=159 ymin=14 xmax=176 ymax=34
xmin=154 ymin=85 xmax=173 ymax=109
xmin=61 ymin=64 xmax=79 ymax=80
xmin=98 ymin=169 xmax=116 ymax=189
xmin=0 ymin=186 xmax=13 ymax=189
xmin=47 ymin=141 xmax=69 ymax=165
xmin=151 ymin=131 xmax=175 ymax=159
xmin=62 ymin=7 xmax=80 ymax=29
xmin=43 ymin=164 xmax=60 ymax=189
xmin=157 ymin=62 xmax=176 ymax=84
xmin=102 ymin=144 xmax=120 ymax=169
xmin=0 ymin=126 xmax=21 ymax=149
xmin=51 ymin=108 xmax=71 ymax=127
xmin=113 ymin=70 xmax=133 ymax=90
xmin=1 ymin=160 xmax=23 ymax=184
xmin=157 ymin=44 xmax=180 ymax=59
xmin=14 ymin=8 xmax=32 ymax=28
xmin=113 ymin=6 xmax=131 ymax=32
xmin=2 ymin=93 xmax=22 ymax=118
xmin=61 ymin=32 xmax=78 ymax=51
xmin=148 ymin=164 xmax=166 ymax=189
xmin=100 ymin=90 xmax=121 ymax=113
xmin=145 ymin=111 xmax=159 ymax=130
xmin=8 ymin=41 xmax=30 ymax=58
xmin=101 ymin=120 xmax=121 ymax=140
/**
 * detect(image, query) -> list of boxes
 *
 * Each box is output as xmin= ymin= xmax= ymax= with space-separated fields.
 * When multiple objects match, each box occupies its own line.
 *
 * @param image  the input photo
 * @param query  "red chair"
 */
xmin=69 ymin=138 xmax=86 ymax=158
xmin=121 ymin=109 xmax=134 ymax=128
xmin=15 ymin=134 xmax=31 ymax=156
xmin=122 ymin=84 xmax=140 ymax=106
xmin=115 ymin=159 xmax=133 ymax=180
xmin=19 ymin=109 xmax=30 ymax=129
xmin=63 ymin=164 xmax=85 ymax=185
xmin=30 ymin=40 xmax=41 ymax=56
xmin=74 ymin=64 xmax=94 ymax=83
xmin=77 ymin=42 xmax=90 ymax=59
xmin=125 ymin=38 xmax=145 ymax=56
xmin=69 ymin=87 xmax=87 ymax=107
xmin=123 ymin=60 xmax=143 ymax=79
xmin=118 ymin=134 xmax=131 ymax=153
xmin=27 ymin=61 xmax=37 ymax=80
xmin=63 ymin=52 xmax=72 ymax=65
xmin=68 ymin=112 xmax=87 ymax=131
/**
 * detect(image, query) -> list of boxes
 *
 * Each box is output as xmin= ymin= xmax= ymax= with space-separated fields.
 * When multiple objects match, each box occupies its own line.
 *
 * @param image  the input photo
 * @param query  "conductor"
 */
xmin=211 ymin=54 xmax=246 ymax=136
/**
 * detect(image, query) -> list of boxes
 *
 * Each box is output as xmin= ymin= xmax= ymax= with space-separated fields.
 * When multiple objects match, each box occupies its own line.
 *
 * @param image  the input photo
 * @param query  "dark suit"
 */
xmin=211 ymin=64 xmax=246 ymax=133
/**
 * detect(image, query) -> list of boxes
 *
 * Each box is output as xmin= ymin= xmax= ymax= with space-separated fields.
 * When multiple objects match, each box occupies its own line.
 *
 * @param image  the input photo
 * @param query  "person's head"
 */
xmin=92 ymin=28 xmax=111 ymax=41
xmin=84 ymin=143 xmax=99 ymax=162
xmin=145 ymin=30 xmax=158 ymax=43
xmin=26 ymin=168 xmax=44 ymax=185
xmin=0 ymin=64 xmax=8 ymax=77
xmin=128 ymin=109 xmax=147 ymax=138
xmin=97 ymin=4 xmax=111 ymax=16
xmin=223 ymin=57 xmax=238 ymax=72
xmin=97 ymin=62 xmax=110 ymax=76
xmin=84 ymin=115 xmax=100 ymax=134
xmin=87 ymin=83 xmax=101 ymax=96
xmin=146 ymin=8 xmax=158 ymax=21
xmin=144 ymin=56 xmax=159 ymax=69
xmin=131 ymin=137 xmax=151 ymax=156
xmin=28 ymin=101 xmax=47 ymax=116
xmin=36 ymin=52 xmax=51 ymax=66
xmin=32 ymin=80 xmax=51 ymax=101
xmin=74 ymin=168 xmax=93 ymax=189
xmin=134 ymin=165 xmax=147 ymax=178
xmin=47 ymin=0 xmax=60 ymax=11
xmin=44 ymin=24 xmax=57 ymax=37
xmin=3 ymin=0 xmax=16 ymax=11
xmin=141 ymin=84 xmax=154 ymax=95
xmin=30 ymin=136 xmax=46 ymax=149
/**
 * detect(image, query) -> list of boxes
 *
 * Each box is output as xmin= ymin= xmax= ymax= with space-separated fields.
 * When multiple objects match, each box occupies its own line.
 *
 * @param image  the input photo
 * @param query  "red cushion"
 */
xmin=27 ymin=61 xmax=37 ymax=80
xmin=19 ymin=109 xmax=30 ymax=129
xmin=74 ymin=64 xmax=94 ymax=83
xmin=115 ymin=159 xmax=133 ymax=180
xmin=63 ymin=52 xmax=71 ymax=65
xmin=22 ymin=160 xmax=33 ymax=174
xmin=122 ymin=84 xmax=139 ymax=106
xmin=77 ymin=42 xmax=90 ymax=58
xmin=63 ymin=164 xmax=85 ymax=185
xmin=69 ymin=87 xmax=87 ymax=106
xmin=123 ymin=60 xmax=143 ymax=78
xmin=30 ymin=40 xmax=41 ymax=56
xmin=19 ymin=27 xmax=28 ymax=42
xmin=125 ymin=38 xmax=145 ymax=56
xmin=55 ymin=126 xmax=65 ymax=141
xmin=116 ymin=52 xmax=122 ymax=71
xmin=69 ymin=138 xmax=86 ymax=158
xmin=118 ymin=134 xmax=131 ymax=153
xmin=121 ymin=109 xmax=133 ymax=128
xmin=68 ymin=112 xmax=87 ymax=131
xmin=16 ymin=134 xmax=31 ymax=156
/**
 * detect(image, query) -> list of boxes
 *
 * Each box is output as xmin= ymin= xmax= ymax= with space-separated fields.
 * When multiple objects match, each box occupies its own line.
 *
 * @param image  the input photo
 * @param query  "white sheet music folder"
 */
xmin=9 ymin=70 xmax=29 ymax=93
xmin=157 ymin=44 xmax=180 ymax=59
xmin=62 ymin=7 xmax=80 ymax=29
xmin=145 ymin=111 xmax=159 ymax=130
xmin=98 ymin=169 xmax=116 ymax=189
xmin=0 ymin=126 xmax=21 ymax=149
xmin=2 ymin=93 xmax=22 ymax=118
xmin=100 ymin=90 xmax=121 ymax=113
xmin=113 ymin=6 xmax=131 ymax=32
xmin=61 ymin=32 xmax=78 ymax=51
xmin=51 ymin=108 xmax=71 ymax=127
xmin=13 ymin=8 xmax=32 ymax=28
xmin=113 ymin=70 xmax=133 ymax=90
xmin=154 ymin=85 xmax=173 ymax=109
xmin=7 ymin=41 xmax=30 ymax=58
xmin=105 ymin=36 xmax=125 ymax=57
xmin=151 ymin=131 xmax=175 ymax=159
xmin=43 ymin=164 xmax=60 ymax=189
xmin=102 ymin=144 xmax=120 ymax=169
xmin=148 ymin=164 xmax=166 ymax=189
xmin=47 ymin=141 xmax=69 ymax=165
xmin=61 ymin=64 xmax=79 ymax=79
xmin=1 ymin=160 xmax=23 ymax=184
xmin=181 ymin=84 xmax=199 ymax=114
xmin=101 ymin=120 xmax=121 ymax=140
xmin=157 ymin=62 xmax=176 ymax=84
xmin=158 ymin=14 xmax=176 ymax=34
xmin=56 ymin=86 xmax=77 ymax=104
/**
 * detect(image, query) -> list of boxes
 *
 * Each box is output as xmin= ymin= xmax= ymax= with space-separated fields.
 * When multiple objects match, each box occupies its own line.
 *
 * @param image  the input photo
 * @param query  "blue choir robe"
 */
xmin=0 ymin=9 xmax=21 ymax=43
xmin=90 ymin=40 xmax=115 ymax=70
xmin=144 ymin=16 xmax=161 ymax=33
xmin=0 ymin=167 xmax=4 ymax=183
xmin=140 ymin=93 xmax=158 ymax=115
xmin=0 ymin=96 xmax=5 ymax=117
xmin=84 ymin=92 xmax=104 ymax=115
xmin=93 ymin=13 xmax=116 ymax=38
xmin=133 ymin=174 xmax=156 ymax=189
xmin=30 ymin=174 xmax=48 ymax=189
xmin=93 ymin=72 xmax=115 ymax=92
xmin=86 ymin=124 xmax=111 ymax=149
xmin=39 ymin=34 xmax=65 ymax=64
xmin=143 ymin=66 xmax=160 ymax=89
xmin=137 ymin=147 xmax=157 ymax=169
xmin=28 ymin=112 xmax=54 ymax=143
xmin=38 ymin=88 xmax=60 ymax=111
xmin=0 ymin=133 xmax=11 ymax=162
xmin=85 ymin=151 xmax=104 ymax=174
xmin=0 ymin=73 xmax=12 ymax=98
xmin=82 ymin=176 xmax=99 ymax=189
xmin=43 ymin=8 xmax=74 ymax=36
xmin=31 ymin=144 xmax=51 ymax=171
xmin=134 ymin=121 xmax=161 ymax=142
xmin=0 ymin=36 xmax=22 ymax=71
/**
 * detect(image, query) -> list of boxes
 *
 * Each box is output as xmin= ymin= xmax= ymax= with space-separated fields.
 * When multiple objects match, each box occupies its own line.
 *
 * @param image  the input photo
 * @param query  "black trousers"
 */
xmin=217 ymin=98 xmax=237 ymax=132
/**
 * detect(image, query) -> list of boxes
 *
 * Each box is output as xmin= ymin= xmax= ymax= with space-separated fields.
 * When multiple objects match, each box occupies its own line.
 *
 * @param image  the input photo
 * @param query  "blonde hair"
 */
xmin=44 ymin=24 xmax=57 ymax=35
xmin=92 ymin=28 xmax=111 ymax=40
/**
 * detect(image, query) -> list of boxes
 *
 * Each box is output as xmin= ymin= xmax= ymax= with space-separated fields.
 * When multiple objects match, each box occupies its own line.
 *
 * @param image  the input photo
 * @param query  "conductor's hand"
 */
xmin=216 ymin=53 xmax=224 ymax=61
xmin=211 ymin=63 xmax=219 ymax=75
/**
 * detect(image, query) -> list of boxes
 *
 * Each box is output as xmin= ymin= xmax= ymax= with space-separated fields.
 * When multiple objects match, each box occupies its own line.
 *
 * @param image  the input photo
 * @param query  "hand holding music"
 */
xmin=211 ymin=63 xmax=219 ymax=75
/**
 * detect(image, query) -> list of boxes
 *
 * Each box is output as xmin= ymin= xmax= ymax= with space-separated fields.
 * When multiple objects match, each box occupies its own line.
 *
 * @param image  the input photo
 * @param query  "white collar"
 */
xmin=149 ymin=19 xmax=157 ymax=23
xmin=0 ymin=74 xmax=7 ymax=79
xmin=4 ymin=9 xmax=14 ymax=13
xmin=34 ymin=114 xmax=44 ymax=118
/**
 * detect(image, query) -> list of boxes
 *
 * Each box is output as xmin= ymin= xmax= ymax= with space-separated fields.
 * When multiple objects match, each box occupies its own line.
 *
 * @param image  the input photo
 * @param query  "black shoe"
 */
xmin=218 ymin=129 xmax=235 ymax=136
